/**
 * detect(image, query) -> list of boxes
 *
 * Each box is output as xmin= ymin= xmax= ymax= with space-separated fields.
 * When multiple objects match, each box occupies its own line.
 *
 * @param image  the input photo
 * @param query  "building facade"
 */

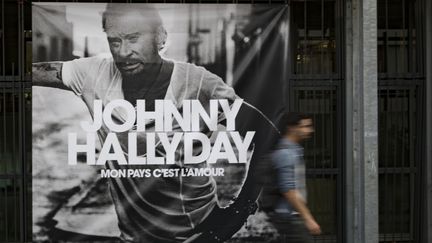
xmin=0 ymin=0 xmax=431 ymax=242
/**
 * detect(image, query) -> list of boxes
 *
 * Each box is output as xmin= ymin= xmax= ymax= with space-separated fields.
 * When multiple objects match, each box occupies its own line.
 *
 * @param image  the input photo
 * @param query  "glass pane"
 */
xmin=378 ymin=89 xmax=416 ymax=169
xmin=292 ymin=0 xmax=336 ymax=75
xmin=378 ymin=87 xmax=418 ymax=243
xmin=2 ymin=0 xmax=19 ymax=76
xmin=307 ymin=175 xmax=337 ymax=239
xmin=296 ymin=89 xmax=338 ymax=169
xmin=378 ymin=0 xmax=418 ymax=74
xmin=0 ymin=92 xmax=22 ymax=174
xmin=0 ymin=179 xmax=21 ymax=242
xmin=379 ymin=174 xmax=412 ymax=241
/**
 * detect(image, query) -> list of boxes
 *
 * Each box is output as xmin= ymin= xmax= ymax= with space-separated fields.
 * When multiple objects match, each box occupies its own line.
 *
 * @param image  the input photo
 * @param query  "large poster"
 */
xmin=32 ymin=3 xmax=289 ymax=242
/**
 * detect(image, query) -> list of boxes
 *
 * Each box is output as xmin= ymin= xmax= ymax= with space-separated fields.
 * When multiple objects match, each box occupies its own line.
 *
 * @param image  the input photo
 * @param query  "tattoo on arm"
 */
xmin=32 ymin=62 xmax=69 ymax=90
xmin=34 ymin=62 xmax=62 ymax=79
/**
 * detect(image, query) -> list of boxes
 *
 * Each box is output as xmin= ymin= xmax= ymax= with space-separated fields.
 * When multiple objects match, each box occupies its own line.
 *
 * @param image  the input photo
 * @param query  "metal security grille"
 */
xmin=290 ymin=86 xmax=341 ymax=243
xmin=289 ymin=0 xmax=343 ymax=242
xmin=291 ymin=0 xmax=340 ymax=78
xmin=378 ymin=0 xmax=425 ymax=242
xmin=0 ymin=88 xmax=32 ymax=243
xmin=1 ymin=0 xmax=32 ymax=242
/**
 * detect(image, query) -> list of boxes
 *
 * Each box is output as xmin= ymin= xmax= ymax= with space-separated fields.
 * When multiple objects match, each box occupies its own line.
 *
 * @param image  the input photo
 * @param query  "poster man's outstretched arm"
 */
xmin=32 ymin=62 xmax=70 ymax=90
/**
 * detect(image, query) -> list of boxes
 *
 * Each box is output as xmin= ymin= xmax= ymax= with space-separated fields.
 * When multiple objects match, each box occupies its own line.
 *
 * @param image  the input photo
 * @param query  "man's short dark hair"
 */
xmin=278 ymin=112 xmax=312 ymax=136
xmin=101 ymin=4 xmax=167 ymax=51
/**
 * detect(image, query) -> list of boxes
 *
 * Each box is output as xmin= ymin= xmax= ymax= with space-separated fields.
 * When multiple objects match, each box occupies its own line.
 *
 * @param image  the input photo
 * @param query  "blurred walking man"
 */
xmin=269 ymin=112 xmax=321 ymax=242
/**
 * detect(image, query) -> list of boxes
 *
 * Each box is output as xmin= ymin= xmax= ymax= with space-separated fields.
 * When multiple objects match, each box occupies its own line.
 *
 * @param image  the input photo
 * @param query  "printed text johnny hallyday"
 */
xmin=67 ymin=99 xmax=253 ymax=177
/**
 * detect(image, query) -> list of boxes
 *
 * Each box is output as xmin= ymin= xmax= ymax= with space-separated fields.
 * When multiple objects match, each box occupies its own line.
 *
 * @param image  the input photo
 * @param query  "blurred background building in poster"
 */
xmin=33 ymin=3 xmax=256 ymax=83
xmin=32 ymin=5 xmax=74 ymax=62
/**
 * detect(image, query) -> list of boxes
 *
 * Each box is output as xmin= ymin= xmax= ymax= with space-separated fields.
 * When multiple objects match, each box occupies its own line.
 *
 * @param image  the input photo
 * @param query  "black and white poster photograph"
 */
xmin=32 ymin=3 xmax=295 ymax=242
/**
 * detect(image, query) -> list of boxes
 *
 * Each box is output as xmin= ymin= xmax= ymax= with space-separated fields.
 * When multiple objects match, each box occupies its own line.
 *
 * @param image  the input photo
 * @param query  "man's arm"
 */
xmin=32 ymin=62 xmax=70 ymax=90
xmin=284 ymin=190 xmax=321 ymax=235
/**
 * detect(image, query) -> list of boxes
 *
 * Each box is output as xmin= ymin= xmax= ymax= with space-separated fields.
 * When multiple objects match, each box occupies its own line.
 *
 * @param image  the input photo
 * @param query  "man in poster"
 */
xmin=33 ymin=4 xmax=278 ymax=242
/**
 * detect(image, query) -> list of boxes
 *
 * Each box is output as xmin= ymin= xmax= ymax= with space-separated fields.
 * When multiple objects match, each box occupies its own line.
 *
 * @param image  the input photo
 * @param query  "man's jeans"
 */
xmin=268 ymin=212 xmax=313 ymax=243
